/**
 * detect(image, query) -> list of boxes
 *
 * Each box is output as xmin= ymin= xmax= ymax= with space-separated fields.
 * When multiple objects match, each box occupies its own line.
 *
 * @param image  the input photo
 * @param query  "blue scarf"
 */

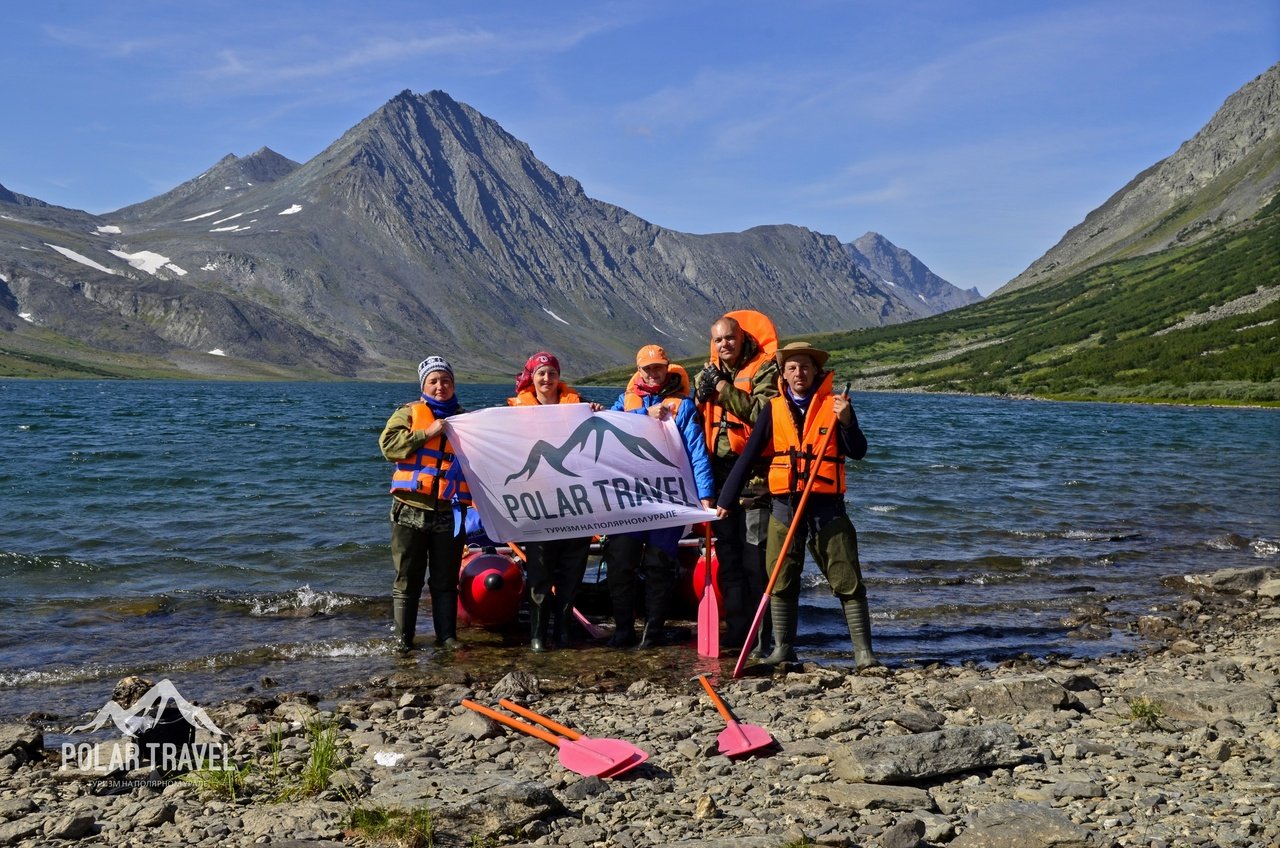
xmin=421 ymin=392 xmax=462 ymax=419
xmin=784 ymin=383 xmax=814 ymax=415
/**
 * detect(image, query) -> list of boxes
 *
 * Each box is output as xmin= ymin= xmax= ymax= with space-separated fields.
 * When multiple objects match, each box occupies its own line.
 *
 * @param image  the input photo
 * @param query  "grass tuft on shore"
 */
xmin=1128 ymin=696 xmax=1168 ymax=729
xmin=347 ymin=806 xmax=436 ymax=847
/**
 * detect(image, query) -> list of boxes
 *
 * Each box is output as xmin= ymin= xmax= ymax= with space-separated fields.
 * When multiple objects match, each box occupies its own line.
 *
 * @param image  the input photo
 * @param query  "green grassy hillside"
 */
xmin=813 ymin=201 xmax=1280 ymax=405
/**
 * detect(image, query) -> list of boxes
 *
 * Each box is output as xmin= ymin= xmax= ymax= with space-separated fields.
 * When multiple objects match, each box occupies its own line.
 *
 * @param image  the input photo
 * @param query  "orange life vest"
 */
xmin=766 ymin=371 xmax=846 ymax=496
xmin=388 ymin=402 xmax=472 ymax=505
xmin=507 ymin=384 xmax=584 ymax=406
xmin=702 ymin=310 xmax=779 ymax=455
xmin=623 ymin=364 xmax=689 ymax=415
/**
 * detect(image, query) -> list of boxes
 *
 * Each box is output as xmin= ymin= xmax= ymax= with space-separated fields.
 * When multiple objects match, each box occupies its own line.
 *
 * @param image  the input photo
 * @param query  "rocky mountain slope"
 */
xmin=1000 ymin=62 xmax=1280 ymax=294
xmin=0 ymin=91 xmax=974 ymax=381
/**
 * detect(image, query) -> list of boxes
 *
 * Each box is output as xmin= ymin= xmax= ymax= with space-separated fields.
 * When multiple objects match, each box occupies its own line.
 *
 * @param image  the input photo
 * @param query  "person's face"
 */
xmin=533 ymin=365 xmax=560 ymax=397
xmin=782 ymin=356 xmax=817 ymax=395
xmin=421 ymin=371 xmax=456 ymax=401
xmin=712 ymin=322 xmax=743 ymax=366
xmin=640 ymin=363 xmax=669 ymax=387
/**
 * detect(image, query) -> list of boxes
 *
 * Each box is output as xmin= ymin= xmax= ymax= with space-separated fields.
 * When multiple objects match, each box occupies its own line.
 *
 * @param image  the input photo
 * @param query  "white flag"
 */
xmin=443 ymin=405 xmax=715 ymax=542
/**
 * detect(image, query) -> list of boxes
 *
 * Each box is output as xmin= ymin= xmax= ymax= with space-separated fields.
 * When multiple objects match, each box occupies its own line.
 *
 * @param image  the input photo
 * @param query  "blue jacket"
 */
xmin=610 ymin=392 xmax=716 ymax=500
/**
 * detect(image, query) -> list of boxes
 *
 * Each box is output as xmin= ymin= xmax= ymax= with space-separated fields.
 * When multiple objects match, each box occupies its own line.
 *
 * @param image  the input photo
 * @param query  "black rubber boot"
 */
xmin=842 ymin=595 xmax=880 ymax=669
xmin=721 ymin=583 xmax=749 ymax=650
xmin=392 ymin=597 xmax=417 ymax=654
xmin=637 ymin=549 xmax=675 ymax=649
xmin=551 ymin=597 xmax=572 ymax=648
xmin=432 ymin=591 xmax=460 ymax=648
xmin=759 ymin=594 xmax=798 ymax=665
xmin=529 ymin=595 xmax=551 ymax=653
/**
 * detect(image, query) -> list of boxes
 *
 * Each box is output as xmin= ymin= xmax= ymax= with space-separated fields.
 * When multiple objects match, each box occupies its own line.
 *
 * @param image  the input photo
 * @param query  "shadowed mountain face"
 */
xmin=0 ymin=90 xmax=977 ymax=380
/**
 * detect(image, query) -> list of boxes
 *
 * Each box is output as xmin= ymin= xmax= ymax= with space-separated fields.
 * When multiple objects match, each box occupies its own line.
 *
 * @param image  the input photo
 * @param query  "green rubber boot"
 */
xmin=842 ymin=595 xmax=881 ymax=670
xmin=760 ymin=594 xmax=798 ymax=665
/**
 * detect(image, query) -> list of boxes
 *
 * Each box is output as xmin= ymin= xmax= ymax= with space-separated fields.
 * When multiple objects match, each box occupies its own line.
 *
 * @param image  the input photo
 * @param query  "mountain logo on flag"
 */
xmin=505 ymin=416 xmax=677 ymax=483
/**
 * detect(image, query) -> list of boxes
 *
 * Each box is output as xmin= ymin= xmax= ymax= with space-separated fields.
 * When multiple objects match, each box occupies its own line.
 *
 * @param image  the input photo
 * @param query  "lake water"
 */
xmin=1 ymin=380 xmax=1276 ymax=725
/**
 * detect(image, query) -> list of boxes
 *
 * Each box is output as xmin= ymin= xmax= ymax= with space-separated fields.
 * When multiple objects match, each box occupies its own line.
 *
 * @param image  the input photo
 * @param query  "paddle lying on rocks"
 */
xmin=461 ymin=699 xmax=645 ymax=778
xmin=696 ymin=674 xmax=774 ymax=757
xmin=732 ymin=383 xmax=848 ymax=678
xmin=697 ymin=523 xmax=719 ymax=658
xmin=497 ymin=698 xmax=649 ymax=773
xmin=503 ymin=541 xmax=606 ymax=640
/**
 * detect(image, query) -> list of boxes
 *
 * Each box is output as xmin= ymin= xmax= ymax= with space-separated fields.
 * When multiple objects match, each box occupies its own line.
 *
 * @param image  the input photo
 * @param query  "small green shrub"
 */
xmin=1129 ymin=697 xmax=1166 ymax=728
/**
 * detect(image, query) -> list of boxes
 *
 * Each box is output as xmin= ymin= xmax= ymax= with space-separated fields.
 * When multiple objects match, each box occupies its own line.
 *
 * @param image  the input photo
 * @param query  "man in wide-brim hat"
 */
xmin=715 ymin=341 xmax=881 ymax=669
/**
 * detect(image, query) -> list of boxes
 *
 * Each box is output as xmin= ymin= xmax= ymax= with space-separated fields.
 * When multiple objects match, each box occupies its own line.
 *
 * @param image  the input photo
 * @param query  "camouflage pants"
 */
xmin=389 ymin=501 xmax=463 ymax=601
xmin=765 ymin=511 xmax=865 ymax=603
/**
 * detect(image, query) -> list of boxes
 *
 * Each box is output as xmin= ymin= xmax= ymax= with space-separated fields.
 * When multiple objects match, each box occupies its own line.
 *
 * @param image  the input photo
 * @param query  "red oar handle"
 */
xmin=498 ymin=699 xmax=582 ymax=740
xmin=697 ymin=674 xmax=735 ymax=723
xmin=461 ymin=699 xmax=563 ymax=748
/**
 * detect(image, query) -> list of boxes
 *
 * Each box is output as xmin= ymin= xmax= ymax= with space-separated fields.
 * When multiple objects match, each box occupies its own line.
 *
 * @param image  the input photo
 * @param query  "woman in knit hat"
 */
xmin=378 ymin=355 xmax=470 ymax=653
xmin=507 ymin=351 xmax=601 ymax=651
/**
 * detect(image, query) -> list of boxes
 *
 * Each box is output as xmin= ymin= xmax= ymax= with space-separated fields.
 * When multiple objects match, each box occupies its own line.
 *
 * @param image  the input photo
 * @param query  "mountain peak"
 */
xmin=846 ymin=232 xmax=982 ymax=313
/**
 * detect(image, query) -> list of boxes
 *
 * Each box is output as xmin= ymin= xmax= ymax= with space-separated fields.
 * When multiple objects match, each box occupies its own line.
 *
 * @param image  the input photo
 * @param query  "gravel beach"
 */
xmin=2 ymin=564 xmax=1277 ymax=848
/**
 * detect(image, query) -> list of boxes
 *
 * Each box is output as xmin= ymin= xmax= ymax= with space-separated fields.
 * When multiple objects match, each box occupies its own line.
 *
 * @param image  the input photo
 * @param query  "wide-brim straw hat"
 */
xmin=775 ymin=341 xmax=829 ymax=369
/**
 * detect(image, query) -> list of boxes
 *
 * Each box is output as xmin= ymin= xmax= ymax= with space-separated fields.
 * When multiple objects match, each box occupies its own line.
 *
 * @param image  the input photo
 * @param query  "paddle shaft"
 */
xmin=498 ymin=698 xmax=581 ymax=740
xmin=460 ymin=699 xmax=563 ymax=747
xmin=697 ymin=674 xmax=735 ymax=723
xmin=732 ymin=383 xmax=848 ymax=678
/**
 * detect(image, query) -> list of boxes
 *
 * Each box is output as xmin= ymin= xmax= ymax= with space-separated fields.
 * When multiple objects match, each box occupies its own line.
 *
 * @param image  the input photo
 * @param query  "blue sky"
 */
xmin=1 ymin=1 xmax=1275 ymax=295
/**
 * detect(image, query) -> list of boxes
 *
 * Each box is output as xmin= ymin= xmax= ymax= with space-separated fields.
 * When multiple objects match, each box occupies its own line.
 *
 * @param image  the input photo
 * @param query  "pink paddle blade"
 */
xmin=716 ymin=718 xmax=773 ymax=757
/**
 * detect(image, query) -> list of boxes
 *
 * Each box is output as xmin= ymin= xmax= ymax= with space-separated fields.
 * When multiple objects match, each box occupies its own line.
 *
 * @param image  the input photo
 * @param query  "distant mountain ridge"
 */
xmin=0 ymin=89 xmax=974 ymax=380
xmin=847 ymin=232 xmax=982 ymax=314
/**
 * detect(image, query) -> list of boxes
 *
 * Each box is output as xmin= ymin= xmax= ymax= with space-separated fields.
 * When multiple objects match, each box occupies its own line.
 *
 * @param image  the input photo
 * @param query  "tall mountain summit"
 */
xmin=0 ymin=89 xmax=973 ymax=380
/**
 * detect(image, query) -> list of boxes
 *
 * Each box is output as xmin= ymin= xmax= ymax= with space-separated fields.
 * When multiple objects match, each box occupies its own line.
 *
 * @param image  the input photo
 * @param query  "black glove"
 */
xmin=695 ymin=363 xmax=726 ymax=402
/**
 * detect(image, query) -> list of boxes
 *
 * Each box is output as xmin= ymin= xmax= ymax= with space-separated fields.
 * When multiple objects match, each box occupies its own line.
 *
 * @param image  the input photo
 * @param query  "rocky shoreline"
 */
xmin=2 ymin=565 xmax=1277 ymax=848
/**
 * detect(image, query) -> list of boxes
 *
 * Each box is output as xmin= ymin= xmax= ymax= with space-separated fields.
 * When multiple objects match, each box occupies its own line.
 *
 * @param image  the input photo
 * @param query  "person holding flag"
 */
xmin=379 ymin=355 xmax=470 ymax=654
xmin=607 ymin=344 xmax=717 ymax=648
xmin=694 ymin=312 xmax=780 ymax=653
xmin=507 ymin=351 xmax=602 ymax=652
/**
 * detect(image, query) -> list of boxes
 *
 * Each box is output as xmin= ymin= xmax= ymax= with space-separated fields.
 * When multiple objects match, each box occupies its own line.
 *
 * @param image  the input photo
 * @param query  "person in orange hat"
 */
xmin=507 ymin=351 xmax=602 ymax=652
xmin=716 ymin=341 xmax=879 ymax=669
xmin=605 ymin=344 xmax=716 ymax=648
